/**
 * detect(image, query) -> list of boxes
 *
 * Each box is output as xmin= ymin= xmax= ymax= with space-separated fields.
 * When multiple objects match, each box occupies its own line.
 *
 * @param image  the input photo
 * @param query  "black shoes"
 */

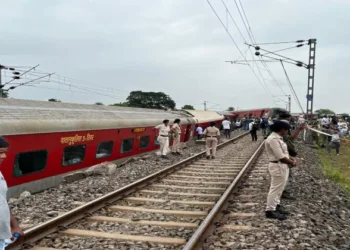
xmin=206 ymin=156 xmax=210 ymax=160
xmin=265 ymin=210 xmax=287 ymax=221
xmin=276 ymin=205 xmax=290 ymax=215
xmin=282 ymin=191 xmax=296 ymax=200
xmin=161 ymin=155 xmax=169 ymax=159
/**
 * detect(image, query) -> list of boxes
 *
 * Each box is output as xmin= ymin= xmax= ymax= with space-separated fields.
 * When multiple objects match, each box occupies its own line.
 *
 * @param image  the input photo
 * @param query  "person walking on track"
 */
xmin=265 ymin=121 xmax=296 ymax=221
xmin=260 ymin=119 xmax=267 ymax=136
xmin=195 ymin=125 xmax=203 ymax=140
xmin=249 ymin=120 xmax=258 ymax=141
xmin=154 ymin=119 xmax=170 ymax=159
xmin=203 ymin=122 xmax=220 ymax=159
xmin=171 ymin=119 xmax=182 ymax=155
xmin=0 ymin=137 xmax=24 ymax=248
xmin=222 ymin=118 xmax=231 ymax=139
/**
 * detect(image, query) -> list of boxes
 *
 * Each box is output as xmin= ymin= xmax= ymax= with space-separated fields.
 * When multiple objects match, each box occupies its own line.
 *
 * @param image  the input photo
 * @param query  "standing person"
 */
xmin=278 ymin=112 xmax=305 ymax=200
xmin=222 ymin=118 xmax=231 ymax=139
xmin=171 ymin=119 xmax=182 ymax=155
xmin=195 ymin=125 xmax=203 ymax=140
xmin=0 ymin=137 xmax=24 ymax=248
xmin=260 ymin=119 xmax=267 ymax=136
xmin=203 ymin=122 xmax=220 ymax=159
xmin=154 ymin=120 xmax=170 ymax=159
xmin=328 ymin=122 xmax=341 ymax=155
xmin=249 ymin=120 xmax=258 ymax=141
xmin=265 ymin=121 xmax=296 ymax=220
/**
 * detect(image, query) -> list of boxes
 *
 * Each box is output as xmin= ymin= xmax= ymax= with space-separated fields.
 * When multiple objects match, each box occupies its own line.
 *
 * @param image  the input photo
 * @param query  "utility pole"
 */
xmin=204 ymin=101 xmax=207 ymax=111
xmin=288 ymin=95 xmax=291 ymax=113
xmin=0 ymin=64 xmax=3 ymax=98
xmin=306 ymin=39 xmax=317 ymax=117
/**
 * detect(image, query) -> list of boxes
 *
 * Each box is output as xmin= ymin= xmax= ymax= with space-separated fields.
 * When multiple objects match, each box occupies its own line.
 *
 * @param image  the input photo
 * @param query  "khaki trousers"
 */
xmin=157 ymin=136 xmax=169 ymax=156
xmin=206 ymin=137 xmax=218 ymax=156
xmin=266 ymin=163 xmax=289 ymax=211
xmin=172 ymin=134 xmax=181 ymax=153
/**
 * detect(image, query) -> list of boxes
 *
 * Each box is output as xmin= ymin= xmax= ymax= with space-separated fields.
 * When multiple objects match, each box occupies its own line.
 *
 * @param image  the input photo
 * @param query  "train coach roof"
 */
xmin=183 ymin=110 xmax=224 ymax=123
xmin=0 ymin=98 xmax=195 ymax=135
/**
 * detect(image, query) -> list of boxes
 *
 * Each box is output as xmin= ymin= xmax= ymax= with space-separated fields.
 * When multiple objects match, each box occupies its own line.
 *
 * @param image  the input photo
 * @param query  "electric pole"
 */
xmin=204 ymin=101 xmax=207 ymax=111
xmin=306 ymin=39 xmax=317 ymax=117
xmin=288 ymin=95 xmax=291 ymax=113
xmin=0 ymin=64 xmax=4 ymax=98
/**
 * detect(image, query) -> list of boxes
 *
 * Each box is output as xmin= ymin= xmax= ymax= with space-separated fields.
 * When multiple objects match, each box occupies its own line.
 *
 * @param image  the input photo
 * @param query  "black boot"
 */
xmin=276 ymin=205 xmax=290 ymax=215
xmin=282 ymin=190 xmax=296 ymax=200
xmin=265 ymin=210 xmax=287 ymax=221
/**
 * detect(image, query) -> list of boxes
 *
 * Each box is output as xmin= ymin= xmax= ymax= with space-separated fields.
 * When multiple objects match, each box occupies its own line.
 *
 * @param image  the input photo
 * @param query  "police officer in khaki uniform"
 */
xmin=171 ymin=119 xmax=182 ymax=155
xmin=265 ymin=121 xmax=296 ymax=220
xmin=203 ymin=122 xmax=220 ymax=159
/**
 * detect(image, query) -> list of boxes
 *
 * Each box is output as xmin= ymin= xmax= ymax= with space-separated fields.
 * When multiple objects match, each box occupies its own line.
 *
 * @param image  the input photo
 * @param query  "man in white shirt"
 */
xmin=321 ymin=116 xmax=330 ymax=127
xmin=249 ymin=120 xmax=258 ymax=141
xmin=195 ymin=125 xmax=203 ymax=140
xmin=222 ymin=118 xmax=231 ymax=139
xmin=0 ymin=137 xmax=23 ymax=247
xmin=154 ymin=120 xmax=170 ymax=159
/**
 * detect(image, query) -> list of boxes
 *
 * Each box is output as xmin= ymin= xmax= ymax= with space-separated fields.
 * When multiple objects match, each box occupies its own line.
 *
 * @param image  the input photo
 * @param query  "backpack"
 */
xmin=252 ymin=123 xmax=258 ymax=131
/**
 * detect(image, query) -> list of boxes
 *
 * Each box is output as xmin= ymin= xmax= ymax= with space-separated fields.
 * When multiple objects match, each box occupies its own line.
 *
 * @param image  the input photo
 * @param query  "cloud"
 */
xmin=0 ymin=0 xmax=348 ymax=113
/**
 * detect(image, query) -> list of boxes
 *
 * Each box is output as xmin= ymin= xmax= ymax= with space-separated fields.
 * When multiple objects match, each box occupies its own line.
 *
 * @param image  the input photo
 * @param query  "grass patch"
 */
xmin=318 ymin=139 xmax=350 ymax=194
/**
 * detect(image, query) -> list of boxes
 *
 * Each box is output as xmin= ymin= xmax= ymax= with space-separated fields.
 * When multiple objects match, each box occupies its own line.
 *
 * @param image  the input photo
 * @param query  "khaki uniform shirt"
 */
xmin=265 ymin=132 xmax=289 ymax=161
xmin=204 ymin=126 xmax=220 ymax=137
xmin=172 ymin=123 xmax=181 ymax=135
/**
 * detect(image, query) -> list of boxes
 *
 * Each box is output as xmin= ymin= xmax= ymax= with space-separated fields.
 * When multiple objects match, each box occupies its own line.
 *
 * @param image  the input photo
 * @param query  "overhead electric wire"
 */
xmin=280 ymin=61 xmax=305 ymax=114
xmin=21 ymin=85 xmax=127 ymax=101
xmin=261 ymin=54 xmax=308 ymax=68
xmin=252 ymin=40 xmax=306 ymax=45
xmin=4 ymin=64 xmax=40 ymax=86
xmin=260 ymin=43 xmax=308 ymax=56
xmin=232 ymin=0 xmax=288 ymax=97
xmin=207 ymin=0 xmax=273 ymax=97
xmin=48 ymin=79 xmax=126 ymax=100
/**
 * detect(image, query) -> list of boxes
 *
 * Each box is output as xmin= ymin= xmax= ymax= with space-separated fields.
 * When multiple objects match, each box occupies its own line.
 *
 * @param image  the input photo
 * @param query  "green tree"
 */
xmin=315 ymin=109 xmax=335 ymax=115
xmin=110 ymin=102 xmax=128 ymax=107
xmin=0 ymin=91 xmax=9 ymax=98
xmin=95 ymin=102 xmax=104 ymax=105
xmin=126 ymin=91 xmax=176 ymax=110
xmin=48 ymin=98 xmax=61 ymax=102
xmin=182 ymin=104 xmax=195 ymax=110
xmin=227 ymin=107 xmax=235 ymax=111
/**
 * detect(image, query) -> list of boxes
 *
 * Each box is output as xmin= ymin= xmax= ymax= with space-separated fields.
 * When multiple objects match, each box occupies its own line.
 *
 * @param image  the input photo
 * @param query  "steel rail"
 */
xmin=9 ymin=132 xmax=249 ymax=249
xmin=183 ymin=139 xmax=265 ymax=250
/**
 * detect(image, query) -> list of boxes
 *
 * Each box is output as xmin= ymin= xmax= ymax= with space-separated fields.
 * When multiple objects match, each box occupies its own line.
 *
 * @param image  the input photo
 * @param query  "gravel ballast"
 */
xmin=206 ymin=140 xmax=350 ymax=250
xmin=9 ymin=131 xmax=245 ymax=229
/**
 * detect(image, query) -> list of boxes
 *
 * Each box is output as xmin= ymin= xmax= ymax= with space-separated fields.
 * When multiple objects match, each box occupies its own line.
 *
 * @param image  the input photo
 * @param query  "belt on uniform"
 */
xmin=270 ymin=161 xmax=280 ymax=163
xmin=159 ymin=135 xmax=168 ymax=137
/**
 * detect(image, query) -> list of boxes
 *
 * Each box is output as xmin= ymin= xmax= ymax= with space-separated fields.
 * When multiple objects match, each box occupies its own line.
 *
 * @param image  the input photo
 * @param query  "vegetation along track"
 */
xmin=9 ymin=132 xmax=265 ymax=250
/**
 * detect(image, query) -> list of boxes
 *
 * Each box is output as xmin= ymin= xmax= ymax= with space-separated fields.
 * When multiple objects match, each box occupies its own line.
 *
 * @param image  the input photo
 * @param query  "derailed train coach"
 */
xmin=0 ymin=99 xmax=204 ymax=197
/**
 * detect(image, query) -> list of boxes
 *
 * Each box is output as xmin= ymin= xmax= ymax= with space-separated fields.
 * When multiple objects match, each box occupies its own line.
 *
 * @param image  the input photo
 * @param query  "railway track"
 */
xmin=9 ymin=132 xmax=266 ymax=250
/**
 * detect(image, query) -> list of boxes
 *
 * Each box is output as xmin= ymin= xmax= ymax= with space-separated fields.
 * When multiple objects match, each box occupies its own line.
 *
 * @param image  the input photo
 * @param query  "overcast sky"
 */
xmin=1 ymin=0 xmax=349 ymax=113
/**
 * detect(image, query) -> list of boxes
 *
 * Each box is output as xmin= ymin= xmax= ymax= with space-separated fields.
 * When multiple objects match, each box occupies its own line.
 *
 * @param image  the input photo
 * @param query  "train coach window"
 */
xmin=121 ymin=138 xmax=134 ymax=153
xmin=13 ymin=150 xmax=48 ymax=177
xmin=139 ymin=136 xmax=150 ymax=149
xmin=96 ymin=141 xmax=114 ymax=158
xmin=63 ymin=145 xmax=86 ymax=166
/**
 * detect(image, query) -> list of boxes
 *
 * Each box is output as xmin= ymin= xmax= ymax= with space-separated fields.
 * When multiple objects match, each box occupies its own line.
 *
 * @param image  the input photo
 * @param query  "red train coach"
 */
xmin=231 ymin=108 xmax=271 ymax=119
xmin=0 ymin=99 xmax=197 ymax=197
xmin=183 ymin=110 xmax=224 ymax=136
